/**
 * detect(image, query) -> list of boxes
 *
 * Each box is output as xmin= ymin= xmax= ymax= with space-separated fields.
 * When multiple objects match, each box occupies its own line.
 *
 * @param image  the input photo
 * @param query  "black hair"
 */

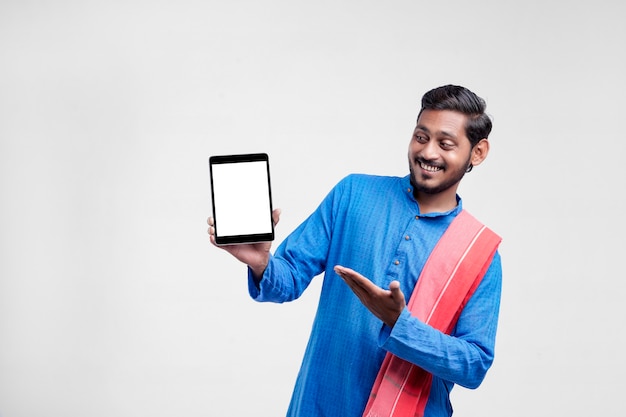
xmin=418 ymin=85 xmax=492 ymax=148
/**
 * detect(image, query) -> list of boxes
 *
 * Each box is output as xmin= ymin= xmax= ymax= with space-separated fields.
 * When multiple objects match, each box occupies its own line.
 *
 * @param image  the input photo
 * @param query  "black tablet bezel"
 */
xmin=209 ymin=153 xmax=275 ymax=245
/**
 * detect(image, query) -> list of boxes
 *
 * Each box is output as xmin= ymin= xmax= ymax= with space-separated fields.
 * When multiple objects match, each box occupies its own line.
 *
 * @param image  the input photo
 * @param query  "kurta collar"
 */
xmin=401 ymin=174 xmax=463 ymax=218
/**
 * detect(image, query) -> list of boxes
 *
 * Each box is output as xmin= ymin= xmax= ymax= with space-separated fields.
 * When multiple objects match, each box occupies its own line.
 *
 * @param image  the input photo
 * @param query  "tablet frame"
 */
xmin=209 ymin=153 xmax=275 ymax=245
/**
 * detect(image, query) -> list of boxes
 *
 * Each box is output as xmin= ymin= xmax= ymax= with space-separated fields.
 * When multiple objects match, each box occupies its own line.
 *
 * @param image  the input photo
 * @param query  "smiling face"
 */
xmin=408 ymin=109 xmax=489 ymax=207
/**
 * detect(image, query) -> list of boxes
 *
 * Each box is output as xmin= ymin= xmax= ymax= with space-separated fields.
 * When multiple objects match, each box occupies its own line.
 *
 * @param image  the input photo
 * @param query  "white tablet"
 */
xmin=209 ymin=153 xmax=275 ymax=245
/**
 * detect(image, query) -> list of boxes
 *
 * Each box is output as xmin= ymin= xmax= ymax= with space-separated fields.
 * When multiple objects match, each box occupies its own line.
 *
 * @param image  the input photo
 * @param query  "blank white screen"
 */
xmin=211 ymin=160 xmax=272 ymax=237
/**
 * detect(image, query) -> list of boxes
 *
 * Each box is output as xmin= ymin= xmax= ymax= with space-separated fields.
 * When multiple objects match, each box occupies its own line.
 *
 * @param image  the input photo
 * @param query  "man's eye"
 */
xmin=441 ymin=142 xmax=454 ymax=149
xmin=414 ymin=134 xmax=427 ymax=142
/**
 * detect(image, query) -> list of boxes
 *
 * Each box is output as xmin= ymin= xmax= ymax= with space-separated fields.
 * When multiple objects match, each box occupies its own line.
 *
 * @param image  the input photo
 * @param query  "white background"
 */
xmin=1 ymin=1 xmax=625 ymax=416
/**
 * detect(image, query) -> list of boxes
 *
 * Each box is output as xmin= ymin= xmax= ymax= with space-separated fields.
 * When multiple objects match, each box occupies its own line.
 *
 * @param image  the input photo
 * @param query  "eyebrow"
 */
xmin=415 ymin=124 xmax=457 ymax=139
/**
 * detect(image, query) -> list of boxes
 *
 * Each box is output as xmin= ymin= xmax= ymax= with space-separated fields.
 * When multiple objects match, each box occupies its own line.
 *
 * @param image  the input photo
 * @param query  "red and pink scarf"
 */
xmin=363 ymin=210 xmax=501 ymax=417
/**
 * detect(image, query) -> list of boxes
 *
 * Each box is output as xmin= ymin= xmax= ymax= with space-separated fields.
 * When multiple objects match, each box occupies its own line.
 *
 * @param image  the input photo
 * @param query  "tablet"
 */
xmin=209 ymin=153 xmax=274 ymax=245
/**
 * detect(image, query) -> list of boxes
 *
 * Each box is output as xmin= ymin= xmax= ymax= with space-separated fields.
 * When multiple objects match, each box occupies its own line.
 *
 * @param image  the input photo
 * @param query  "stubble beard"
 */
xmin=408 ymin=154 xmax=471 ymax=196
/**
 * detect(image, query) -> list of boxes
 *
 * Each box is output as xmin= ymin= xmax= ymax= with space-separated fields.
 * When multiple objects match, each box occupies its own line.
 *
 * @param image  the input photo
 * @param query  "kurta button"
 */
xmin=394 ymin=260 xmax=400 ymax=265
xmin=405 ymin=235 xmax=410 ymax=240
xmin=407 ymin=188 xmax=411 ymax=193
xmin=415 ymin=215 xmax=419 ymax=220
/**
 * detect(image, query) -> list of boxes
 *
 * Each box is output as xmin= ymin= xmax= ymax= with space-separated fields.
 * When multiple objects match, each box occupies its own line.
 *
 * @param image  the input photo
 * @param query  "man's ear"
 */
xmin=470 ymin=138 xmax=489 ymax=167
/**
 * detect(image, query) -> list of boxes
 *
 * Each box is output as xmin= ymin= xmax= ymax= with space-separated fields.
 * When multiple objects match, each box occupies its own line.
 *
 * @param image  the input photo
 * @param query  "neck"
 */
xmin=414 ymin=187 xmax=459 ymax=214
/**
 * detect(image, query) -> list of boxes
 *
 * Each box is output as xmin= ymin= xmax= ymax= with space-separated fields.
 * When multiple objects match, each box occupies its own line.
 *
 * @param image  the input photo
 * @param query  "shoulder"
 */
xmin=335 ymin=173 xmax=403 ymax=191
xmin=325 ymin=174 xmax=407 ymax=214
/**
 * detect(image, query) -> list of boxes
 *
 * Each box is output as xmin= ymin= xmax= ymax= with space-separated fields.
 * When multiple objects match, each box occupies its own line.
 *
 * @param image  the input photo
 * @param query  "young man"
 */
xmin=208 ymin=85 xmax=502 ymax=417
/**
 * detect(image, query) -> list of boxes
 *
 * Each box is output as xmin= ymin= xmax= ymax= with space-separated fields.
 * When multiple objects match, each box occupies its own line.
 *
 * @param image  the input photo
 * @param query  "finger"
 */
xmin=207 ymin=217 xmax=214 ymax=226
xmin=334 ymin=265 xmax=348 ymax=276
xmin=334 ymin=266 xmax=361 ymax=290
xmin=334 ymin=266 xmax=364 ymax=294
xmin=336 ymin=266 xmax=379 ymax=294
xmin=272 ymin=208 xmax=281 ymax=226
xmin=335 ymin=265 xmax=362 ymax=280
xmin=334 ymin=266 xmax=382 ymax=302
xmin=335 ymin=266 xmax=367 ymax=289
xmin=342 ymin=278 xmax=371 ymax=305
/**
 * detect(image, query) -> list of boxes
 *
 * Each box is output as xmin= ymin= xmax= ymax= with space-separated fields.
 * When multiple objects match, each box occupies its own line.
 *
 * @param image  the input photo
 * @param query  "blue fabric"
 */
xmin=248 ymin=174 xmax=502 ymax=417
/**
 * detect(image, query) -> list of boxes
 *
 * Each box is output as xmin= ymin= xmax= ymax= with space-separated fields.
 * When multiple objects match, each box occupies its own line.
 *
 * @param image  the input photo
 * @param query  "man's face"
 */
xmin=408 ymin=109 xmax=473 ymax=196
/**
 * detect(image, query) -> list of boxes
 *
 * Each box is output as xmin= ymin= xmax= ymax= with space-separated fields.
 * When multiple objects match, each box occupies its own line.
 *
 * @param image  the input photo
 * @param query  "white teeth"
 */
xmin=419 ymin=162 xmax=441 ymax=172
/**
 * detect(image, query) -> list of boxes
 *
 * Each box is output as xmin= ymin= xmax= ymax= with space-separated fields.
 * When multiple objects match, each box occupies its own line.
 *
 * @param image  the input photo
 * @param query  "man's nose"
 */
xmin=421 ymin=141 xmax=439 ymax=160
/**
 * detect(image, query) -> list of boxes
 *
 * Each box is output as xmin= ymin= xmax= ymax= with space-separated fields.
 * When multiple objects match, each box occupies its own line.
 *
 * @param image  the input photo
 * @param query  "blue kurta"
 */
xmin=248 ymin=174 xmax=502 ymax=417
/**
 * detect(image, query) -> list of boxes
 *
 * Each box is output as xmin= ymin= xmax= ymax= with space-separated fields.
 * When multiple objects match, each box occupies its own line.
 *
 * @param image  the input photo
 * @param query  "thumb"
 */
xmin=389 ymin=281 xmax=405 ymax=304
xmin=272 ymin=208 xmax=281 ymax=226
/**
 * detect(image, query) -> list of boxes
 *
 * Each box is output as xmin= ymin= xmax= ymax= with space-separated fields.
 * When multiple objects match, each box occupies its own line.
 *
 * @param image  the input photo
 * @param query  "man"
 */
xmin=208 ymin=85 xmax=502 ymax=416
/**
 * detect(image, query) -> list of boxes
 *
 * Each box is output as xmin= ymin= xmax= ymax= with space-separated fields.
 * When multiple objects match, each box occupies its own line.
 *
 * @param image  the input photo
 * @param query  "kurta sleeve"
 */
xmin=247 ymin=177 xmax=346 ymax=303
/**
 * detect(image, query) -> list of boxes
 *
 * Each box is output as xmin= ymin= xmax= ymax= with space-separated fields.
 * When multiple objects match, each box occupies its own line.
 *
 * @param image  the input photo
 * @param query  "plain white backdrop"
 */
xmin=1 ymin=1 xmax=625 ymax=416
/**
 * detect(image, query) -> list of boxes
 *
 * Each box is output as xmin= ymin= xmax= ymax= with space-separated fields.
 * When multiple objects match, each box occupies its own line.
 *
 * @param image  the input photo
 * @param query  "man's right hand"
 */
xmin=207 ymin=208 xmax=281 ymax=279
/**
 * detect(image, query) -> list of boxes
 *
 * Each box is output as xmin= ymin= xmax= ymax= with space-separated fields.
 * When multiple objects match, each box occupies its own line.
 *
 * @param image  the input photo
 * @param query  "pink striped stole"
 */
xmin=363 ymin=210 xmax=501 ymax=417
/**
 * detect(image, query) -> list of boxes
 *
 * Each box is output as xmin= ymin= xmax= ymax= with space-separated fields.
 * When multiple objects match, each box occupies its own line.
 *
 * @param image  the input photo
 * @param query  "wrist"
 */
xmin=249 ymin=258 xmax=269 ymax=281
xmin=248 ymin=251 xmax=271 ymax=286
